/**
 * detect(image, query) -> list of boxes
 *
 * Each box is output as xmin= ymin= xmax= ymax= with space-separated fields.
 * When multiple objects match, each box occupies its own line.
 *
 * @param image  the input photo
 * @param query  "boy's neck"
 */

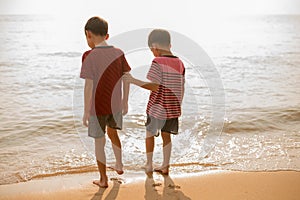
xmin=93 ymin=36 xmax=108 ymax=47
xmin=158 ymin=50 xmax=173 ymax=57
xmin=94 ymin=40 xmax=108 ymax=47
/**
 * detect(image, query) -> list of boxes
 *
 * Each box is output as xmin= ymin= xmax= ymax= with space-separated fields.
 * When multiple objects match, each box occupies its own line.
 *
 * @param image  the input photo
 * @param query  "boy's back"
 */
xmin=80 ymin=46 xmax=131 ymax=116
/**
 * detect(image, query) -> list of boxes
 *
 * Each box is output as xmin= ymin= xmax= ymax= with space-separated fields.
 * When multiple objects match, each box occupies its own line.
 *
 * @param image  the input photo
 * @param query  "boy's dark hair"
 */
xmin=148 ymin=29 xmax=171 ymax=47
xmin=85 ymin=16 xmax=108 ymax=36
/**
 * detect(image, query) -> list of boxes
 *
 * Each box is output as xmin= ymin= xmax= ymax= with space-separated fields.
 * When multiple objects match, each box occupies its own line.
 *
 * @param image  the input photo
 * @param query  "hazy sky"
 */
xmin=1 ymin=0 xmax=300 ymax=15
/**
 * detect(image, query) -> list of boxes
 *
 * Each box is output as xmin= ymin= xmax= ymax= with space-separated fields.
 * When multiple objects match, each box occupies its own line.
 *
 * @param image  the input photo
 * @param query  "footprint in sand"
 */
xmin=152 ymin=183 xmax=162 ymax=187
xmin=110 ymin=177 xmax=124 ymax=184
xmin=168 ymin=184 xmax=181 ymax=189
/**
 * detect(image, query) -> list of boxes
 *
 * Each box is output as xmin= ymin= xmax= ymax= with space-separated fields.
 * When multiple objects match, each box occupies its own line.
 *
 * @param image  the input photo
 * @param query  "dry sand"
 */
xmin=1 ymin=170 xmax=299 ymax=200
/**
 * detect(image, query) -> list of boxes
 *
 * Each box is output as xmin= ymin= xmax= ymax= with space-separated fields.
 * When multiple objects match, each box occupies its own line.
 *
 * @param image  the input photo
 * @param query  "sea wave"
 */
xmin=39 ymin=52 xmax=82 ymax=58
xmin=223 ymin=107 xmax=300 ymax=133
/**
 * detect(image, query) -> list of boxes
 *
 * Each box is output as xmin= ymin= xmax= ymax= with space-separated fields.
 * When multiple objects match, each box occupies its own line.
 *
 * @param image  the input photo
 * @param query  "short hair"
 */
xmin=85 ymin=16 xmax=108 ymax=36
xmin=148 ymin=29 xmax=171 ymax=47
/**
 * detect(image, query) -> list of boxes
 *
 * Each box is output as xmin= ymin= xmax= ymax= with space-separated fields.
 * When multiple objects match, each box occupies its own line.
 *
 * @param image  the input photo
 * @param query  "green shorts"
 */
xmin=88 ymin=112 xmax=122 ymax=138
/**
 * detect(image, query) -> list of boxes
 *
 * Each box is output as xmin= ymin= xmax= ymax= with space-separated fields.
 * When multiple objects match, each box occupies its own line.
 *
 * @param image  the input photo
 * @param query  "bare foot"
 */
xmin=142 ymin=165 xmax=153 ymax=178
xmin=93 ymin=180 xmax=108 ymax=188
xmin=108 ymin=166 xmax=124 ymax=175
xmin=143 ymin=164 xmax=153 ymax=173
xmin=154 ymin=165 xmax=169 ymax=175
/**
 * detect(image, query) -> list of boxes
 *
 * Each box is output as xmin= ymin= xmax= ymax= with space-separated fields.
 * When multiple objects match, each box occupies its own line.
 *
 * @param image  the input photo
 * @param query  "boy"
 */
xmin=125 ymin=29 xmax=185 ymax=175
xmin=80 ymin=16 xmax=131 ymax=188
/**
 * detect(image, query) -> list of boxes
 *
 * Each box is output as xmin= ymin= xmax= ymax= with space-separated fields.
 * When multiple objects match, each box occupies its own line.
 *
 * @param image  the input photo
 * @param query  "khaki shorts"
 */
xmin=145 ymin=115 xmax=178 ymax=137
xmin=88 ymin=112 xmax=122 ymax=138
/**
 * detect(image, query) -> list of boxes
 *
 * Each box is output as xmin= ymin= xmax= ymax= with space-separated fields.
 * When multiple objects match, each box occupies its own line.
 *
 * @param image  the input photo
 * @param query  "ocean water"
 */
xmin=0 ymin=15 xmax=300 ymax=185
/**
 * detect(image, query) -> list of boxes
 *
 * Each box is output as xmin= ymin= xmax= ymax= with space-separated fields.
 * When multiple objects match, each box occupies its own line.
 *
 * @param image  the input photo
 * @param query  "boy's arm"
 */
xmin=124 ymin=73 xmax=159 ymax=92
xmin=182 ymin=77 xmax=185 ymax=101
xmin=122 ymin=72 xmax=130 ymax=115
xmin=138 ymin=81 xmax=159 ymax=92
xmin=83 ymin=79 xmax=93 ymax=127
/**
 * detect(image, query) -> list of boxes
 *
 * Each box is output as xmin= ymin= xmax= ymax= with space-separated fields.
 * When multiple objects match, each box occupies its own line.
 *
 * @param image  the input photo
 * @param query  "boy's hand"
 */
xmin=122 ymin=100 xmax=128 ymax=115
xmin=122 ymin=72 xmax=130 ymax=116
xmin=82 ymin=112 xmax=90 ymax=127
xmin=123 ymin=73 xmax=135 ymax=84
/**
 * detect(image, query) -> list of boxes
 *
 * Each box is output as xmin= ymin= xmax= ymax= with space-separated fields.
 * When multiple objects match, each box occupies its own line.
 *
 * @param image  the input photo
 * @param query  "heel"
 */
xmin=154 ymin=165 xmax=169 ymax=175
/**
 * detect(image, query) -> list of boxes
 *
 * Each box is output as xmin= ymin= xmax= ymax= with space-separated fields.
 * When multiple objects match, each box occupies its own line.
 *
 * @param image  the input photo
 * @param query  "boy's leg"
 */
xmin=161 ymin=132 xmax=171 ymax=169
xmin=153 ymin=132 xmax=171 ymax=175
xmin=156 ymin=117 xmax=177 ymax=174
xmin=145 ymin=131 xmax=155 ymax=172
xmin=107 ymin=127 xmax=123 ymax=174
xmin=94 ymin=137 xmax=108 ymax=187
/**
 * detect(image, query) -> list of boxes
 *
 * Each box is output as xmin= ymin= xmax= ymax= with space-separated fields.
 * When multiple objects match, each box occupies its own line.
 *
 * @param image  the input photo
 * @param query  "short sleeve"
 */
xmin=82 ymin=50 xmax=91 ymax=63
xmin=147 ymin=61 xmax=162 ymax=84
xmin=122 ymin=54 xmax=131 ymax=73
xmin=80 ymin=51 xmax=94 ymax=80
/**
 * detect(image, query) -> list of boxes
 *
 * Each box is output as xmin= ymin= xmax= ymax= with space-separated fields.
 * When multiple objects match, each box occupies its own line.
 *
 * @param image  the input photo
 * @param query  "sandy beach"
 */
xmin=1 ymin=170 xmax=299 ymax=200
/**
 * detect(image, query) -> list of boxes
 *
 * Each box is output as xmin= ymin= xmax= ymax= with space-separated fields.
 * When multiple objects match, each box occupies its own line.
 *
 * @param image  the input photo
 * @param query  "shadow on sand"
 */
xmin=145 ymin=173 xmax=191 ymax=200
xmin=90 ymin=173 xmax=191 ymax=200
xmin=91 ymin=179 xmax=121 ymax=200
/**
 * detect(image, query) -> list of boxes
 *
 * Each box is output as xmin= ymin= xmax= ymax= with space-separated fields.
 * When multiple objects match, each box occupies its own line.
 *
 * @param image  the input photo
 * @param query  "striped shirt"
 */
xmin=146 ymin=55 xmax=185 ymax=119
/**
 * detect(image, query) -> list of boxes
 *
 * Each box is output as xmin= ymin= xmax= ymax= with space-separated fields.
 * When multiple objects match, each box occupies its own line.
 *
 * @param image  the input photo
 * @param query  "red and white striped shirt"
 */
xmin=146 ymin=55 xmax=185 ymax=119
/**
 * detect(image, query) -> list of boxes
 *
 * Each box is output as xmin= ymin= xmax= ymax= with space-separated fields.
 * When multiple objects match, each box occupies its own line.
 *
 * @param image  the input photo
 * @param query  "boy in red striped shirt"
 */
xmin=125 ymin=29 xmax=185 ymax=175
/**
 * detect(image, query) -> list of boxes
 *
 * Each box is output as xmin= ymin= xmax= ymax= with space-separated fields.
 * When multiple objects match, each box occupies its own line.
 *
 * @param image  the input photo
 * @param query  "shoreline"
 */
xmin=1 ymin=170 xmax=300 ymax=200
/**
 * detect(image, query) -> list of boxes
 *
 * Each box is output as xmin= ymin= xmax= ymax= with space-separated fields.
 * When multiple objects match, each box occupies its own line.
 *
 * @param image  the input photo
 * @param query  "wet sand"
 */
xmin=1 ymin=170 xmax=299 ymax=200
